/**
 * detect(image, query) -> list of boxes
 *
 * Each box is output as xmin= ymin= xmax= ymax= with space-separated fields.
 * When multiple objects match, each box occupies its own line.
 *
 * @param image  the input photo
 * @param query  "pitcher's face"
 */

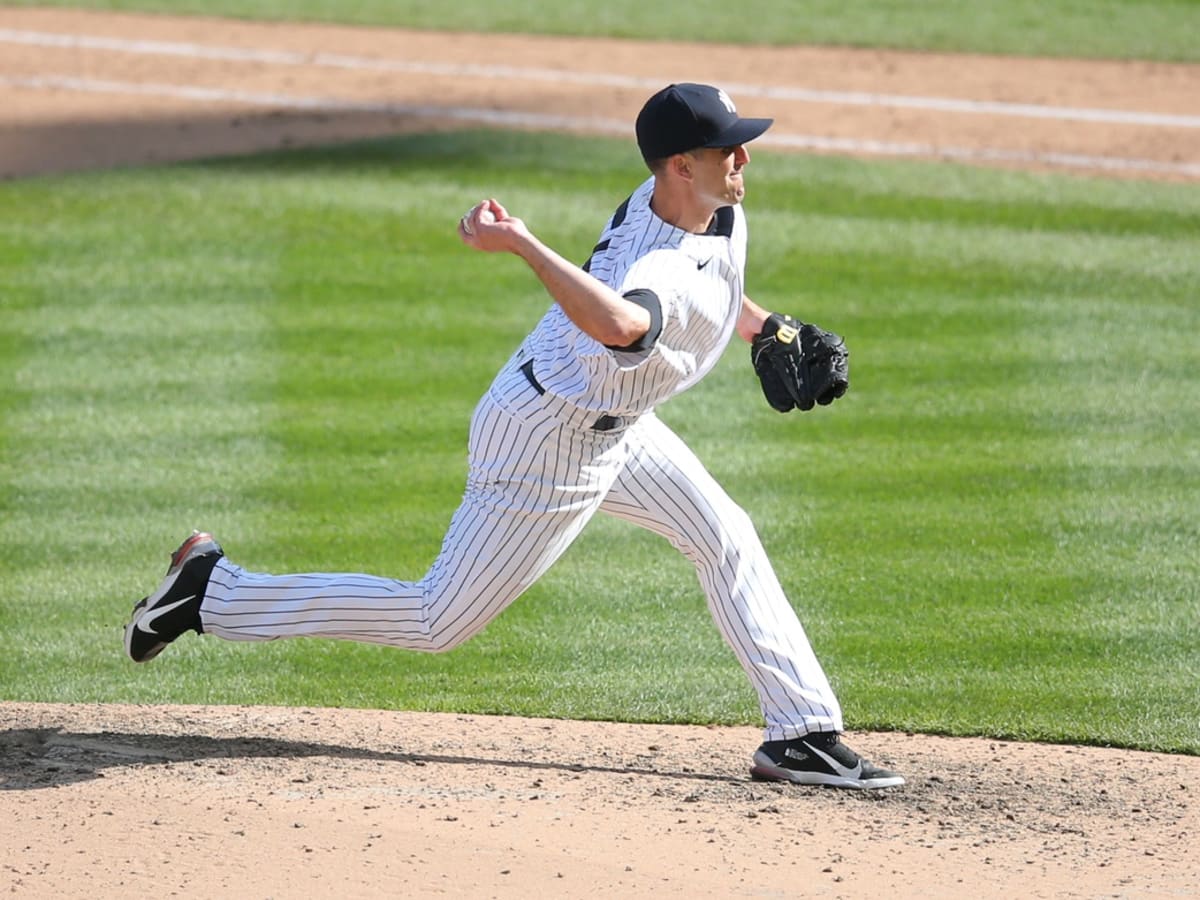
xmin=688 ymin=143 xmax=752 ymax=207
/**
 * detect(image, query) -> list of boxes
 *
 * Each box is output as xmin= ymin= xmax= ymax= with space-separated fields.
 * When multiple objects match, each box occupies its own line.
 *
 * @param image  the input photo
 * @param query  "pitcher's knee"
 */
xmin=413 ymin=607 xmax=486 ymax=653
xmin=423 ymin=627 xmax=471 ymax=653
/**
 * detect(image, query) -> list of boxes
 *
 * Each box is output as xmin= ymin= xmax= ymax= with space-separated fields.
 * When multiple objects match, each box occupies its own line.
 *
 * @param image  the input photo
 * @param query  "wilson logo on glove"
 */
xmin=774 ymin=322 xmax=799 ymax=344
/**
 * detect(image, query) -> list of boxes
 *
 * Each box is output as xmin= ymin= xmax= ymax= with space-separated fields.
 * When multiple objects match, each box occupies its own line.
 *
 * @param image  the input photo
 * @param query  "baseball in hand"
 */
xmin=477 ymin=207 xmax=496 ymax=226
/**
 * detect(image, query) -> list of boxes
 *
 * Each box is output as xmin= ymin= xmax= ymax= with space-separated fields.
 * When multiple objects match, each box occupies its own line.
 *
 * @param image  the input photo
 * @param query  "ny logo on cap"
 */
xmin=716 ymin=89 xmax=737 ymax=114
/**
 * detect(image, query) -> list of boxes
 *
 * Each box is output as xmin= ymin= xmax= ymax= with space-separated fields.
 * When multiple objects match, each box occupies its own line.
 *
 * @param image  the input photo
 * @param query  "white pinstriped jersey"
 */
xmin=196 ymin=173 xmax=844 ymax=743
xmin=522 ymin=176 xmax=747 ymax=417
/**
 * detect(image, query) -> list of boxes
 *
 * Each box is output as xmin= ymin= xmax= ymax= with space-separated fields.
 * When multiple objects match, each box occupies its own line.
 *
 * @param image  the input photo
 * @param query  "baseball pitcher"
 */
xmin=124 ymin=83 xmax=903 ymax=790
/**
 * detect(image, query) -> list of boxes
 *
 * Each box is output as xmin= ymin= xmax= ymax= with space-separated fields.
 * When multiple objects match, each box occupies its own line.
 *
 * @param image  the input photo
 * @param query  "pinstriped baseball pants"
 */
xmin=202 ymin=357 xmax=843 ymax=740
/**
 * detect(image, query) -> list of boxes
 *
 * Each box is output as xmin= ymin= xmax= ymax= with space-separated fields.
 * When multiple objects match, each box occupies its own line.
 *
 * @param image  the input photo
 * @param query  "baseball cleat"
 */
xmin=124 ymin=531 xmax=223 ymax=663
xmin=750 ymin=732 xmax=905 ymax=790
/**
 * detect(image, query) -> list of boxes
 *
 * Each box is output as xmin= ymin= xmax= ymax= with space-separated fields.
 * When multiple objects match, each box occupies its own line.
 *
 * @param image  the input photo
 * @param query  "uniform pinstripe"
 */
xmin=201 ymin=175 xmax=843 ymax=741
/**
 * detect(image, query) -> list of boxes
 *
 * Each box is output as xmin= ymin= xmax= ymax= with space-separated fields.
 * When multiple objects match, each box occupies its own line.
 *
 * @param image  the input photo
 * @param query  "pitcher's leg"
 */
xmin=201 ymin=395 xmax=618 ymax=651
xmin=600 ymin=415 xmax=842 ymax=740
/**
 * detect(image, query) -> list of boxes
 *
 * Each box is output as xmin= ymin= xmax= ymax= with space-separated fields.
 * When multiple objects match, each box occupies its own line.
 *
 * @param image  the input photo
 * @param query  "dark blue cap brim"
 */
xmin=702 ymin=117 xmax=774 ymax=149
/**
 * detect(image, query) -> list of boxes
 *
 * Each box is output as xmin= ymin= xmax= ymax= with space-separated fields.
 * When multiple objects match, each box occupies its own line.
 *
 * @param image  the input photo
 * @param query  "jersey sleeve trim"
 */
xmin=605 ymin=288 xmax=663 ymax=352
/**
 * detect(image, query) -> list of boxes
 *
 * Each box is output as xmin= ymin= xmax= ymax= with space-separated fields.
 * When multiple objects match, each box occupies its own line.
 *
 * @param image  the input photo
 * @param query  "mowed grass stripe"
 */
xmin=0 ymin=170 xmax=283 ymax=695
xmin=1 ymin=132 xmax=1197 ymax=751
xmin=701 ymin=151 xmax=1200 ymax=747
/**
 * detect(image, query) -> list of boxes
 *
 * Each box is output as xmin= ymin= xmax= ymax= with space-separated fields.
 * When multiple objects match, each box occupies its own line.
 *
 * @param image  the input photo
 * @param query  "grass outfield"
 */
xmin=9 ymin=0 xmax=1200 ymax=62
xmin=2 ymin=132 xmax=1198 ymax=753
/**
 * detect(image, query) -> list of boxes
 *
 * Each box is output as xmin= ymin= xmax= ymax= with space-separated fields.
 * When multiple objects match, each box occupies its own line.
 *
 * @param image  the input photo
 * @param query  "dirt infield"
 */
xmin=2 ymin=9 xmax=1199 ymax=899
xmin=1 ymin=8 xmax=1198 ymax=180
xmin=4 ymin=702 xmax=1199 ymax=898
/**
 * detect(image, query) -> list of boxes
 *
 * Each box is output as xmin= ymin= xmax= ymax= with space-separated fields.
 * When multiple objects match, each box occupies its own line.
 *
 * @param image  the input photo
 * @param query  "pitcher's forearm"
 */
xmin=512 ymin=232 xmax=650 ymax=348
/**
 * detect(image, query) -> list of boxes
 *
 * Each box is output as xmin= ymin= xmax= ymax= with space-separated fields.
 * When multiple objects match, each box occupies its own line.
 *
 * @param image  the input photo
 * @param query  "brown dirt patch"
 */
xmin=3 ymin=702 xmax=1198 ymax=898
xmin=2 ymin=10 xmax=1199 ymax=898
xmin=1 ymin=8 xmax=1198 ymax=180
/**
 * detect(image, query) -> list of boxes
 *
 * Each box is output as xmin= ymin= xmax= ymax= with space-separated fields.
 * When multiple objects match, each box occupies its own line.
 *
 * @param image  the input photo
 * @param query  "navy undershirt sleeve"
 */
xmin=606 ymin=288 xmax=663 ymax=352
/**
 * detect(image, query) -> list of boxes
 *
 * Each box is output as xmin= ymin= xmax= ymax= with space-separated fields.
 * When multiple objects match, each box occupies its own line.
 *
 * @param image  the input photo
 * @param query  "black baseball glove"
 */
xmin=750 ymin=313 xmax=849 ymax=412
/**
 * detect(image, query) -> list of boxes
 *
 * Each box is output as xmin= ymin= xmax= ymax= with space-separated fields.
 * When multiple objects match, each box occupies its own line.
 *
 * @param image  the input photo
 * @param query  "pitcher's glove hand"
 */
xmin=751 ymin=313 xmax=849 ymax=412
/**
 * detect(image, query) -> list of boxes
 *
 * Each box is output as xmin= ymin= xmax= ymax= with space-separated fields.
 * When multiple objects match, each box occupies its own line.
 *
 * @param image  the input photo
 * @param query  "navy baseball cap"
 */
xmin=635 ymin=83 xmax=773 ymax=161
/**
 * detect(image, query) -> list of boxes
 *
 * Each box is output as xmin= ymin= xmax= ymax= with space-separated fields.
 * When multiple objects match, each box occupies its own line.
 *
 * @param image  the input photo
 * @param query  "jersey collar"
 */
xmin=705 ymin=206 xmax=735 ymax=237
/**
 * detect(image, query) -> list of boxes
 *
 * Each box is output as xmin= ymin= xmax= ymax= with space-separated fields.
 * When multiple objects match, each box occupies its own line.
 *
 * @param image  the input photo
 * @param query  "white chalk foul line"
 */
xmin=3 ymin=27 xmax=1200 ymax=130
xmin=6 ymin=74 xmax=1199 ymax=178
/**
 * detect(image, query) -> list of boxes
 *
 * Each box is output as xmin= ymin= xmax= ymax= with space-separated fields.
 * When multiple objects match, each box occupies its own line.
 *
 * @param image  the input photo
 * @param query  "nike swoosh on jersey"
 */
xmin=696 ymin=257 xmax=712 ymax=270
xmin=135 ymin=595 xmax=196 ymax=635
xmin=805 ymin=742 xmax=864 ymax=779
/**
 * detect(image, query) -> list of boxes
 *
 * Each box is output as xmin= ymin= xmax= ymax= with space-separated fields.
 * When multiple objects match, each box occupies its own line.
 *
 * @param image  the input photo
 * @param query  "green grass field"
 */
xmin=3 ymin=1 xmax=1199 ymax=754
xmin=10 ymin=0 xmax=1200 ymax=61
xmin=3 ymin=132 xmax=1197 ymax=753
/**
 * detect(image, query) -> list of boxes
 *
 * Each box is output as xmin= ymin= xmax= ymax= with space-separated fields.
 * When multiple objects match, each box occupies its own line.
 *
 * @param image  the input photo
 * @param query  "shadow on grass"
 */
xmin=0 ymin=104 xmax=635 ymax=182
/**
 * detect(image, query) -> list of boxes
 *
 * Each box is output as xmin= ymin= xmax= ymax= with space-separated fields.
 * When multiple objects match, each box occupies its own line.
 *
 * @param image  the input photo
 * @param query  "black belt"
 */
xmin=519 ymin=359 xmax=623 ymax=432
